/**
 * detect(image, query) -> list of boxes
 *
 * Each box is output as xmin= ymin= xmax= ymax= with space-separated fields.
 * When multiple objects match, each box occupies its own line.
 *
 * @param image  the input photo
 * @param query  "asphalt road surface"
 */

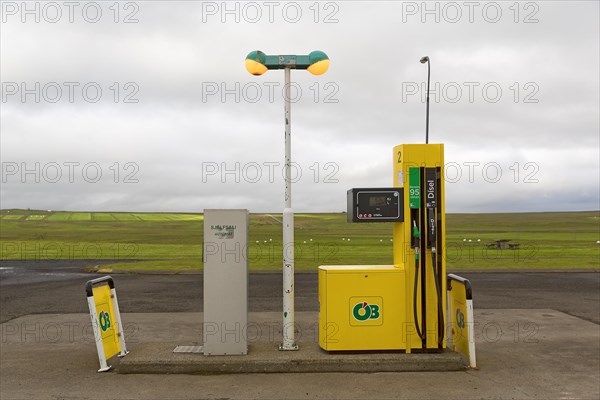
xmin=0 ymin=260 xmax=598 ymax=324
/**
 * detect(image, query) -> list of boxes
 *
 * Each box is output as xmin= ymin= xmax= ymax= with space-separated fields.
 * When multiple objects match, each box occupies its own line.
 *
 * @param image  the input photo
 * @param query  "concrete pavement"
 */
xmin=1 ymin=309 xmax=599 ymax=399
xmin=1 ymin=268 xmax=598 ymax=398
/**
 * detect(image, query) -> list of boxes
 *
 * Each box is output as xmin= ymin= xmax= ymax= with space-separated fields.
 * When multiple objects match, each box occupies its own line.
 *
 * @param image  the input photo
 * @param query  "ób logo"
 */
xmin=456 ymin=308 xmax=465 ymax=329
xmin=352 ymin=301 xmax=380 ymax=321
xmin=99 ymin=310 xmax=112 ymax=332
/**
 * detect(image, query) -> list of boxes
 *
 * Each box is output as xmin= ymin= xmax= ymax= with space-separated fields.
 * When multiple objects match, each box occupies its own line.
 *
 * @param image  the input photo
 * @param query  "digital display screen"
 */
xmin=369 ymin=196 xmax=387 ymax=207
xmin=348 ymin=188 xmax=403 ymax=222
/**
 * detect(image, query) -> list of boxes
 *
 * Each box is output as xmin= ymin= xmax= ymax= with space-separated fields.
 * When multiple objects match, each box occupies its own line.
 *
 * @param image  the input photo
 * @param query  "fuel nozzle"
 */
xmin=412 ymin=220 xmax=421 ymax=260
xmin=428 ymin=209 xmax=437 ymax=252
xmin=412 ymin=220 xmax=420 ymax=239
xmin=429 ymin=214 xmax=435 ymax=237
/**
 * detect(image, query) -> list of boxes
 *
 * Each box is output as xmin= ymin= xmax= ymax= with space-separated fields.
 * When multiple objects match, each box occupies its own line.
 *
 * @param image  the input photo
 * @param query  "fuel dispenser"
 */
xmin=319 ymin=143 xmax=446 ymax=352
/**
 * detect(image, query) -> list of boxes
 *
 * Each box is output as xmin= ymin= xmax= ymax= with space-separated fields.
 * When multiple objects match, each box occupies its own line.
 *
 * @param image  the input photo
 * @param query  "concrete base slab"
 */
xmin=117 ymin=311 xmax=467 ymax=373
xmin=119 ymin=341 xmax=466 ymax=374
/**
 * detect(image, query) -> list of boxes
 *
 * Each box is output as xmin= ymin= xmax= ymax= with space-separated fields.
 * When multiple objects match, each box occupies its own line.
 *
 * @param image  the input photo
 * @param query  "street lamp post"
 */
xmin=245 ymin=50 xmax=330 ymax=351
xmin=420 ymin=56 xmax=430 ymax=144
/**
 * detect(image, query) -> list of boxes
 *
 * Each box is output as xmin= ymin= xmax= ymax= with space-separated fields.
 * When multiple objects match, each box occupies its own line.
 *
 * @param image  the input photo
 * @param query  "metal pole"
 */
xmin=280 ymin=67 xmax=297 ymax=350
xmin=425 ymin=60 xmax=430 ymax=144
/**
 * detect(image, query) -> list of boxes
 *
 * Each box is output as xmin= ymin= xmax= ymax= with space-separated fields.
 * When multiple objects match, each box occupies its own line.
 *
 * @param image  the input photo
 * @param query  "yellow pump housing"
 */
xmin=319 ymin=144 xmax=446 ymax=352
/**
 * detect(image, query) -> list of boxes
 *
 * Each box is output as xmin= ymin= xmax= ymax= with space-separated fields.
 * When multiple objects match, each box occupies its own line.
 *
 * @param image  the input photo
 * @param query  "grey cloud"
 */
xmin=1 ymin=1 xmax=598 ymax=213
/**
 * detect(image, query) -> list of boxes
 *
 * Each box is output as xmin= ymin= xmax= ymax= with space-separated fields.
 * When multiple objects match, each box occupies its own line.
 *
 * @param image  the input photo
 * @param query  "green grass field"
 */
xmin=0 ymin=209 xmax=598 ymax=272
xmin=1 ymin=215 xmax=24 ymax=220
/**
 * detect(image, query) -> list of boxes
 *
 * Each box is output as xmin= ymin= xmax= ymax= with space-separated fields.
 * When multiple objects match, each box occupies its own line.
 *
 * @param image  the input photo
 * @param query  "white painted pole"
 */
xmin=87 ymin=296 xmax=111 ymax=372
xmin=280 ymin=67 xmax=297 ymax=350
xmin=111 ymin=288 xmax=129 ymax=357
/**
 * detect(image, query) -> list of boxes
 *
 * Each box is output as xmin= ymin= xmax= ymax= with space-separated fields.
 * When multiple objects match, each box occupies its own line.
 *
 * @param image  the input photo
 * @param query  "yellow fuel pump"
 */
xmin=319 ymin=144 xmax=446 ymax=352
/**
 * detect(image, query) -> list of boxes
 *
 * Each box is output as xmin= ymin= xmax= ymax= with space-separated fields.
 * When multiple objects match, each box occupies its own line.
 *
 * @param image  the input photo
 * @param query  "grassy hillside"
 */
xmin=1 ymin=209 xmax=598 ymax=271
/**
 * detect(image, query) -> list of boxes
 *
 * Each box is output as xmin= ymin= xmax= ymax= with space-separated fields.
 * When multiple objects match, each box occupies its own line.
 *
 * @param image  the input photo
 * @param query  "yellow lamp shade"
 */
xmin=245 ymin=58 xmax=267 ymax=76
xmin=245 ymin=50 xmax=268 ymax=75
xmin=307 ymin=59 xmax=330 ymax=75
xmin=307 ymin=51 xmax=330 ymax=75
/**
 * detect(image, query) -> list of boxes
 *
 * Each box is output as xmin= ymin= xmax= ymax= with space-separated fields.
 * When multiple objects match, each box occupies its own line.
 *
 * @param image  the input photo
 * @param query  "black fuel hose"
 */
xmin=431 ymin=248 xmax=445 ymax=345
xmin=412 ymin=221 xmax=425 ymax=342
xmin=428 ymin=208 xmax=445 ymax=345
xmin=413 ymin=251 xmax=424 ymax=341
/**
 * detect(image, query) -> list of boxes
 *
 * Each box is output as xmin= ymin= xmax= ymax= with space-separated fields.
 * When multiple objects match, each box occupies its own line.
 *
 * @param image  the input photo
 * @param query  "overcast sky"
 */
xmin=1 ymin=1 xmax=599 ymax=213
